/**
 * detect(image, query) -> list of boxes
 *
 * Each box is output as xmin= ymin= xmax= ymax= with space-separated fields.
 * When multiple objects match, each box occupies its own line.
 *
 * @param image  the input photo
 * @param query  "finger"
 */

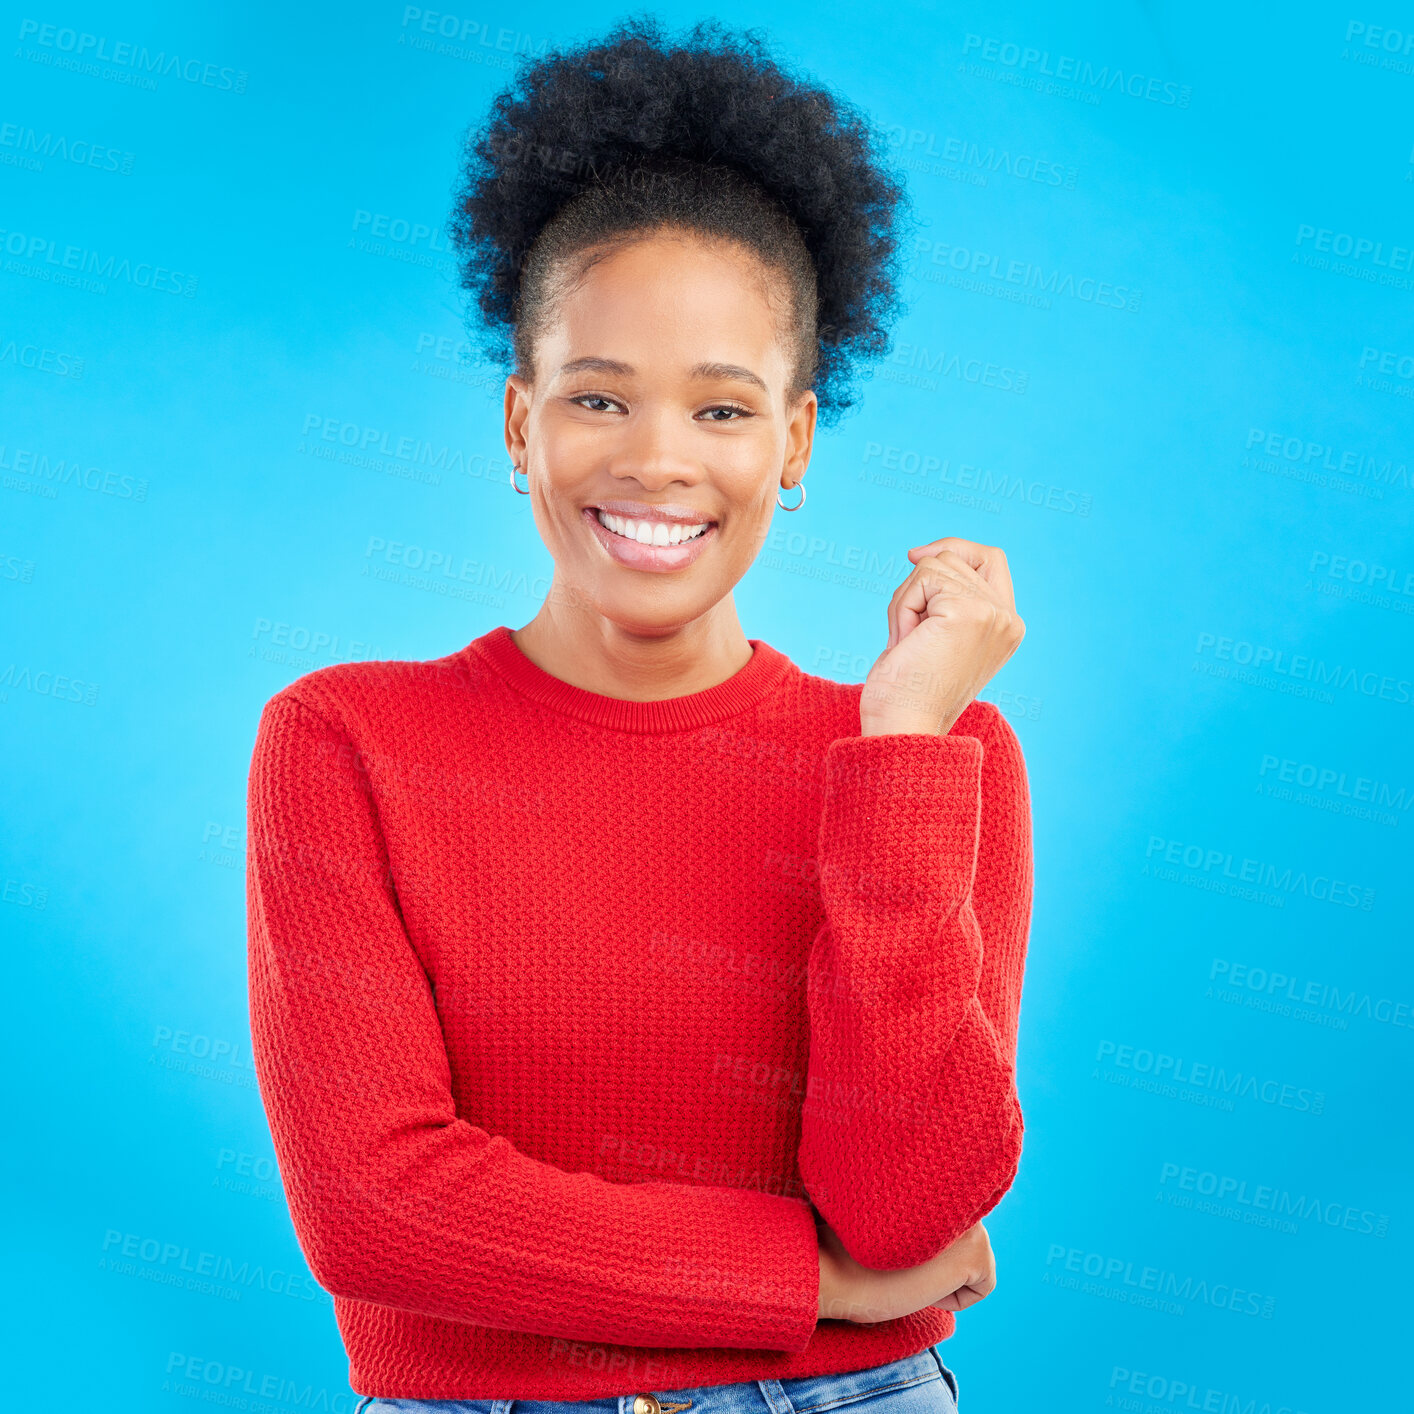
xmin=895 ymin=565 xmax=968 ymax=641
xmin=924 ymin=549 xmax=1005 ymax=602
xmin=884 ymin=559 xmax=975 ymax=649
xmin=907 ymin=535 xmax=990 ymax=568
xmin=945 ymin=1279 xmax=992 ymax=1312
xmin=918 ymin=549 xmax=1015 ymax=623
xmin=889 ymin=552 xmax=1006 ymax=647
xmin=908 ymin=537 xmax=1015 ymax=606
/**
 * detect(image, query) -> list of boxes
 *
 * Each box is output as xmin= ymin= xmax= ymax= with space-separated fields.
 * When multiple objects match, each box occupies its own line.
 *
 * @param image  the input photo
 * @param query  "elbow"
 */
xmin=968 ymin=1103 xmax=1024 ymax=1227
xmin=821 ymin=1106 xmax=1025 ymax=1273
xmin=297 ymin=1219 xmax=374 ymax=1305
xmin=928 ymin=1093 xmax=1025 ymax=1258
xmin=304 ymin=1225 xmax=416 ymax=1310
xmin=925 ymin=1096 xmax=1025 ymax=1262
xmin=283 ymin=1170 xmax=393 ymax=1307
xmin=306 ymin=1251 xmax=359 ymax=1304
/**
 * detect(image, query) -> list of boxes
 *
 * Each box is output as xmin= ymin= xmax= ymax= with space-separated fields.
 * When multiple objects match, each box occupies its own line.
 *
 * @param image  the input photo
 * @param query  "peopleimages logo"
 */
xmin=1209 ymin=958 xmax=1414 ymax=1033
xmin=1295 ymin=223 xmax=1413 ymax=270
xmin=960 ymin=34 xmax=1191 ymax=106
xmin=1108 ymin=1365 xmax=1310 ymax=1414
xmin=1043 ymin=1244 xmax=1274 ymax=1318
xmin=1244 ymin=427 xmax=1410 ymax=490
xmin=0 ymin=121 xmax=135 ymax=174
xmin=1341 ymin=20 xmax=1414 ymax=75
xmin=1194 ymin=630 xmax=1412 ymax=709
xmin=99 ymin=1230 xmax=320 ymax=1301
xmin=911 ymin=237 xmax=1140 ymax=311
xmin=1144 ymin=832 xmax=1375 ymax=910
xmin=0 ymin=335 xmax=84 ymax=377
xmin=1258 ymin=751 xmax=1411 ymax=812
xmin=15 ymin=19 xmax=248 ymax=92
xmin=1158 ymin=1160 xmax=1390 ymax=1237
xmin=1359 ymin=345 xmax=1414 ymax=381
xmin=163 ymin=1354 xmax=355 ymax=1412
xmin=350 ymin=209 xmax=451 ymax=252
xmin=0 ymin=226 xmax=197 ymax=295
xmin=1094 ymin=1039 xmax=1325 ymax=1114
xmin=0 ymin=442 xmax=149 ymax=501
xmin=882 ymin=128 xmax=1079 ymax=189
xmin=1309 ymin=549 xmax=1413 ymax=595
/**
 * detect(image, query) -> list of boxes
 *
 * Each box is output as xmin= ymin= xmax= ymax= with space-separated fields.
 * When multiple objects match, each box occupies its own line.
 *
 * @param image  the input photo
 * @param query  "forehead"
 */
xmin=543 ymin=232 xmax=792 ymax=370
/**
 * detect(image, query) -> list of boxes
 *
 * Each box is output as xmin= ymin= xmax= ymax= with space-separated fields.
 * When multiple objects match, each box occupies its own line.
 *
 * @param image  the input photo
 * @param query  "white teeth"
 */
xmin=595 ymin=510 xmax=710 ymax=546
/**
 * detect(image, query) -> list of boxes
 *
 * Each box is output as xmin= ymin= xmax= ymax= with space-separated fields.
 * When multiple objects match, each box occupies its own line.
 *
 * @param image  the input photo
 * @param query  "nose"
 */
xmin=607 ymin=404 xmax=703 ymax=491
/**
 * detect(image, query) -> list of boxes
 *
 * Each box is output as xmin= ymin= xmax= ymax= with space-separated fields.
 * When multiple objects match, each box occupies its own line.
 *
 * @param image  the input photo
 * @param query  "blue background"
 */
xmin=3 ymin=2 xmax=1411 ymax=1409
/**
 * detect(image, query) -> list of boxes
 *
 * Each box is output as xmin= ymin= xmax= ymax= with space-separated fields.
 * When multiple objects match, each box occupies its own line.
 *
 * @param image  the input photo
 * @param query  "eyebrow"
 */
xmin=555 ymin=356 xmax=768 ymax=394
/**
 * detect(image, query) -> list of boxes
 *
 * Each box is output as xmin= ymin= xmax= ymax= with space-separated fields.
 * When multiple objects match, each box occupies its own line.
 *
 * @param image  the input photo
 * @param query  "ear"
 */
xmin=784 ymin=388 xmax=817 ymax=486
xmin=504 ymin=374 xmax=532 ymax=468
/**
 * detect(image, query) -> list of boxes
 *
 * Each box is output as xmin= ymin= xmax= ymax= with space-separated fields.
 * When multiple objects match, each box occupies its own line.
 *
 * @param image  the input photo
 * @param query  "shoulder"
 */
xmin=784 ymin=654 xmax=866 ymax=709
xmin=764 ymin=647 xmax=868 ymax=743
xmin=254 ymin=645 xmax=489 ymax=743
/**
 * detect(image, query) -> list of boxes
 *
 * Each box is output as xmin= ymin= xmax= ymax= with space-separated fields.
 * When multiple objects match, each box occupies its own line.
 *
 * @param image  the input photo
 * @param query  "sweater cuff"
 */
xmin=818 ymin=732 xmax=985 ymax=912
xmin=684 ymin=1188 xmax=821 ymax=1352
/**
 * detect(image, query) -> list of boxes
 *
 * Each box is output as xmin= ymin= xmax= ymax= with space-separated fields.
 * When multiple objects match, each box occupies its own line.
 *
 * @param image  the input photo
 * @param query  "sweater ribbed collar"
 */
xmin=465 ymin=624 xmax=796 ymax=735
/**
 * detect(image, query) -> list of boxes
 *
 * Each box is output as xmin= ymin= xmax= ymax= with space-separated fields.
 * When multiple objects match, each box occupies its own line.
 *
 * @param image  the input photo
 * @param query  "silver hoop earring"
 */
xmin=510 ymin=463 xmax=530 ymax=495
xmin=777 ymin=480 xmax=806 ymax=511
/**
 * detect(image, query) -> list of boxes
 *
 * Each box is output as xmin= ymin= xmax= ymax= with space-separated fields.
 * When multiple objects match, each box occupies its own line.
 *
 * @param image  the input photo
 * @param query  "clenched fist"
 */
xmin=817 ymin=1214 xmax=997 ymax=1324
xmin=860 ymin=536 xmax=1025 ymax=737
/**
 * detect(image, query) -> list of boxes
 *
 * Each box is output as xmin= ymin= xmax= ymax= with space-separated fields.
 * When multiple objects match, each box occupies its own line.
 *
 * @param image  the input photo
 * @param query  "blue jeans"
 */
xmin=353 ymin=1347 xmax=960 ymax=1414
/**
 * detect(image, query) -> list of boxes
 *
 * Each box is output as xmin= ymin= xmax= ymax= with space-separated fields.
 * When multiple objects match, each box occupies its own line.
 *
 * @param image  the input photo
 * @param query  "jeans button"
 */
xmin=633 ymin=1397 xmax=662 ymax=1414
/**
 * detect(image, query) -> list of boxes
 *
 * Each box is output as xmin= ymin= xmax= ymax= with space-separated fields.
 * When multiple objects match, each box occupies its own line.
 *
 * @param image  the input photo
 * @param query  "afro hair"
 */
xmin=447 ymin=14 xmax=913 ymax=427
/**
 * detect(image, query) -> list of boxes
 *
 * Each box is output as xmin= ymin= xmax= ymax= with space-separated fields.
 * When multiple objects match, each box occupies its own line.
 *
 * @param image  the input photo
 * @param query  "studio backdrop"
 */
xmin=3 ymin=2 xmax=1410 ymax=1411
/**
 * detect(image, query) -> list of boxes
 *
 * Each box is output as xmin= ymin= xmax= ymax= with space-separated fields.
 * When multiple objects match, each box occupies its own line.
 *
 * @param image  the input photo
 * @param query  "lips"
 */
xmin=583 ymin=506 xmax=718 ymax=572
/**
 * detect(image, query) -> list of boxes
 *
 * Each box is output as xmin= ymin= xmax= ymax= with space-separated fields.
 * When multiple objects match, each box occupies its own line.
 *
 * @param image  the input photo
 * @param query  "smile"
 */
xmin=582 ymin=506 xmax=718 ymax=573
xmin=595 ymin=509 xmax=712 ymax=545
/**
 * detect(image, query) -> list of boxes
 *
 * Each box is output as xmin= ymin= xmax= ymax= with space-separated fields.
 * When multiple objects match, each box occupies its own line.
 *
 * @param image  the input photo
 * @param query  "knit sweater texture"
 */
xmin=245 ymin=624 xmax=1033 ymax=1400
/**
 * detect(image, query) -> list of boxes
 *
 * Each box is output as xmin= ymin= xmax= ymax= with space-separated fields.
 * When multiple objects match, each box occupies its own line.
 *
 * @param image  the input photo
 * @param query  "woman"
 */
xmin=246 ymin=16 xmax=1032 ymax=1414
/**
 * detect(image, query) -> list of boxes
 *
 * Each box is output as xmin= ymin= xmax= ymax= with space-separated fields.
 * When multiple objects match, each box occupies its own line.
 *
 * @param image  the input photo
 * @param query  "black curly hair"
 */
xmin=447 ymin=14 xmax=912 ymax=428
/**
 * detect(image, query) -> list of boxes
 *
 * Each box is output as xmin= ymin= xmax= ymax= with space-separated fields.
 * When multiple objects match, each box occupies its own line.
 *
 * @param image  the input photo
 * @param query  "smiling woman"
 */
xmin=245 ymin=15 xmax=1033 ymax=1414
xmin=507 ymin=233 xmax=811 ymax=612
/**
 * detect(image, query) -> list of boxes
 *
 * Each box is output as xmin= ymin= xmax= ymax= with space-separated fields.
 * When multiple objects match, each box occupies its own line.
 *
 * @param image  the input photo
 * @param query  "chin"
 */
xmin=592 ymin=587 xmax=727 ymax=639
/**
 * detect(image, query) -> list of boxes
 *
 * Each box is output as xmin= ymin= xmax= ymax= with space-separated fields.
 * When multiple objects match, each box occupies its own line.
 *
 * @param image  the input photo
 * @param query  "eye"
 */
xmin=570 ymin=393 xmax=624 ymax=414
xmin=699 ymin=403 xmax=753 ymax=422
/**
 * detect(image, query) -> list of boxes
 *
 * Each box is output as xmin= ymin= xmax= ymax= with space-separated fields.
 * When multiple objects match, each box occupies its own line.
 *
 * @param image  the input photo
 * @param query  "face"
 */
xmin=503 ymin=229 xmax=817 ymax=638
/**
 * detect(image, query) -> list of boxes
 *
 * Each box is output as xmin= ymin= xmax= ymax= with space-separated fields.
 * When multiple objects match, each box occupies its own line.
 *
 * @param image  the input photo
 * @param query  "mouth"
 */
xmin=583 ymin=504 xmax=719 ymax=572
xmin=593 ymin=507 xmax=714 ymax=546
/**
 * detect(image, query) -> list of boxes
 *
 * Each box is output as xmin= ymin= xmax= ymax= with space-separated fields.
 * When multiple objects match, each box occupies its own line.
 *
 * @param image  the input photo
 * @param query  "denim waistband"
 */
xmin=353 ymin=1344 xmax=957 ymax=1414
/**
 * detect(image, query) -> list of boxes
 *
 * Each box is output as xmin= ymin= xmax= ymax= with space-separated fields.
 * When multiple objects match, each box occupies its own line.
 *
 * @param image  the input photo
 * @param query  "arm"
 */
xmin=246 ymin=690 xmax=821 ymax=1351
xmin=796 ymin=701 xmax=1033 ymax=1271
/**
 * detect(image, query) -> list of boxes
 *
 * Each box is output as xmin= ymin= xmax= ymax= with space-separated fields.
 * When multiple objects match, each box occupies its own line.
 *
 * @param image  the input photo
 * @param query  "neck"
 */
xmin=510 ymin=588 xmax=753 ymax=702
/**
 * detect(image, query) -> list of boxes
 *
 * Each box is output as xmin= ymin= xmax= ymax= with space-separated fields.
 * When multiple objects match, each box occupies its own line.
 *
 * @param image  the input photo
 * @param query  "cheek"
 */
xmin=531 ymin=431 xmax=595 ymax=522
xmin=721 ymin=494 xmax=779 ymax=562
xmin=727 ymin=468 xmax=781 ymax=522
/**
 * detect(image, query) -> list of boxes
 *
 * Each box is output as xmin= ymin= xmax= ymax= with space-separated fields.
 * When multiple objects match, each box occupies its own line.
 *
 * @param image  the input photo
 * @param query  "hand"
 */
xmin=860 ymin=537 xmax=1024 ymax=737
xmin=817 ymin=1215 xmax=996 ymax=1324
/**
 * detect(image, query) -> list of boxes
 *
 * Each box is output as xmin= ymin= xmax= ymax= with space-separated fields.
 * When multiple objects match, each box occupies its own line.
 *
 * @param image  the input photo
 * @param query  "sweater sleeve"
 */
xmin=796 ymin=701 xmax=1033 ymax=1271
xmin=246 ymin=690 xmax=821 ymax=1352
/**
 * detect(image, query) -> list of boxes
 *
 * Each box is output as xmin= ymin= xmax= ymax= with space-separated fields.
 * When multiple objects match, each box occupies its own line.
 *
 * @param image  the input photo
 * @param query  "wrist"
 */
xmin=817 ymin=1238 xmax=841 ymax=1320
xmin=859 ymin=713 xmax=962 ymax=738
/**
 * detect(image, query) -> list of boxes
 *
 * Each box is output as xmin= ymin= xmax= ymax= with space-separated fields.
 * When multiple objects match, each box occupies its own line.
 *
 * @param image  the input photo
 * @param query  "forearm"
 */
xmin=799 ymin=705 xmax=1032 ymax=1270
xmin=799 ymin=964 xmax=1023 ymax=1269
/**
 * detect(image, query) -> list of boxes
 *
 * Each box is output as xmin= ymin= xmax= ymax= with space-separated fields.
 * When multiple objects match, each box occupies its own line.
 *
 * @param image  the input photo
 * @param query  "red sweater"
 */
xmin=245 ymin=624 xmax=1032 ymax=1399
